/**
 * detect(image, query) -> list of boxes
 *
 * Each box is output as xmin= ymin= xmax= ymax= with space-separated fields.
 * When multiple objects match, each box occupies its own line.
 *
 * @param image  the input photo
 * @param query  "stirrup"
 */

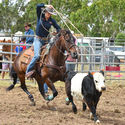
xmin=25 ymin=70 xmax=35 ymax=78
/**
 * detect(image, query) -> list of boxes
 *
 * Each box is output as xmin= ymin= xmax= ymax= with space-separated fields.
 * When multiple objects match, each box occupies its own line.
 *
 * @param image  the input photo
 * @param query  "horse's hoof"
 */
xmin=95 ymin=120 xmax=100 ymax=124
xmin=45 ymin=95 xmax=54 ymax=101
xmin=6 ymin=84 xmax=14 ymax=91
xmin=66 ymin=101 xmax=70 ymax=105
xmin=29 ymin=101 xmax=36 ymax=106
xmin=65 ymin=97 xmax=70 ymax=105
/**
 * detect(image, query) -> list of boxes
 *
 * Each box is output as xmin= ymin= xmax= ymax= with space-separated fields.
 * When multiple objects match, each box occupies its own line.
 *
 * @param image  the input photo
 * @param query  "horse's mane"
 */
xmin=53 ymin=30 xmax=62 ymax=42
xmin=50 ymin=29 xmax=72 ymax=50
xmin=52 ymin=29 xmax=70 ymax=44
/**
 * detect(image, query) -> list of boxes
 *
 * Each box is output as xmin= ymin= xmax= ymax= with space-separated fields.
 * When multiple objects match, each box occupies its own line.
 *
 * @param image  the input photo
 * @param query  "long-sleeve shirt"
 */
xmin=24 ymin=29 xmax=34 ymax=44
xmin=36 ymin=3 xmax=61 ymax=37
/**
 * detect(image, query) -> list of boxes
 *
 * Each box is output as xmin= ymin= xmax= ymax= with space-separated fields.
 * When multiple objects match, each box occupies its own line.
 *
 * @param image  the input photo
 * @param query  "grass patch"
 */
xmin=0 ymin=70 xmax=125 ymax=88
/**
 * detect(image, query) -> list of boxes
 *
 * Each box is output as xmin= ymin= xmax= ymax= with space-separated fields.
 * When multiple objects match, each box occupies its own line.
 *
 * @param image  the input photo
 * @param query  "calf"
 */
xmin=65 ymin=70 xmax=106 ymax=124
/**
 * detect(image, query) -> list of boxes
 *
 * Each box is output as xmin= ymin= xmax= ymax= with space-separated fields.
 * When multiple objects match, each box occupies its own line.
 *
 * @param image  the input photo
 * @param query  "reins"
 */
xmin=40 ymin=9 xmax=50 ymax=33
xmin=53 ymin=7 xmax=95 ymax=53
xmin=39 ymin=31 xmax=76 ymax=79
xmin=53 ymin=34 xmax=77 ymax=61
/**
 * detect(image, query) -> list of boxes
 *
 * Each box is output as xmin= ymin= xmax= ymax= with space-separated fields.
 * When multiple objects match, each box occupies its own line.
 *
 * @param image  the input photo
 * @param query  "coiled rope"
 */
xmin=52 ymin=7 xmax=94 ymax=53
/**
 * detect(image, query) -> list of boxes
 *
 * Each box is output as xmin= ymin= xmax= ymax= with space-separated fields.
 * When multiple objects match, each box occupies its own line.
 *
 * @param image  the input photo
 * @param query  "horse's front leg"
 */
xmin=45 ymin=78 xmax=58 ymax=101
xmin=35 ymin=74 xmax=58 ymax=101
xmin=34 ymin=75 xmax=46 ymax=99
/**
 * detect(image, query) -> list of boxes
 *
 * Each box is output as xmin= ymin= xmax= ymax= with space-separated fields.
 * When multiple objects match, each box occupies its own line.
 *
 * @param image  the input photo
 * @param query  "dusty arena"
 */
xmin=0 ymin=80 xmax=125 ymax=125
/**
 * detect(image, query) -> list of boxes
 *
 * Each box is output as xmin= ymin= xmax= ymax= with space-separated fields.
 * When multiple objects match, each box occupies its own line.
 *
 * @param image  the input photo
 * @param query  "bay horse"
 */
xmin=7 ymin=29 xmax=78 ymax=105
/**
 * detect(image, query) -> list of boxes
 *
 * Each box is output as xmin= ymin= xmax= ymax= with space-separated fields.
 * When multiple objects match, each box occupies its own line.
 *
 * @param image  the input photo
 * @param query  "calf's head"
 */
xmin=93 ymin=70 xmax=106 ymax=92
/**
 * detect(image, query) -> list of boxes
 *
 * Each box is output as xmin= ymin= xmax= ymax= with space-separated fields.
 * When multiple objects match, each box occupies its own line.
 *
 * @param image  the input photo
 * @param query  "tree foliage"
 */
xmin=0 ymin=0 xmax=125 ymax=38
xmin=70 ymin=0 xmax=125 ymax=37
xmin=0 ymin=0 xmax=26 ymax=33
xmin=115 ymin=32 xmax=125 ymax=46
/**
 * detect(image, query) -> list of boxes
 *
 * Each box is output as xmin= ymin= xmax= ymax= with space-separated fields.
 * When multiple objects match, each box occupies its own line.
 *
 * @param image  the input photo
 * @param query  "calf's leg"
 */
xmin=65 ymin=82 xmax=77 ymax=113
xmin=82 ymin=102 xmax=87 ymax=111
xmin=85 ymin=98 xmax=100 ymax=124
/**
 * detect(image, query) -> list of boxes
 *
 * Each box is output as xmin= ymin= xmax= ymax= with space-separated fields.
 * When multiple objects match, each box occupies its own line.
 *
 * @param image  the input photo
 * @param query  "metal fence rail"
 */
xmin=75 ymin=37 xmax=125 ymax=80
xmin=0 ymin=35 xmax=125 ymax=80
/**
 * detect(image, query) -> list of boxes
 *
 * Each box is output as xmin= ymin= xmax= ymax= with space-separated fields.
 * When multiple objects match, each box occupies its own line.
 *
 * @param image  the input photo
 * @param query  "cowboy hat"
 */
xmin=45 ymin=7 xmax=57 ymax=15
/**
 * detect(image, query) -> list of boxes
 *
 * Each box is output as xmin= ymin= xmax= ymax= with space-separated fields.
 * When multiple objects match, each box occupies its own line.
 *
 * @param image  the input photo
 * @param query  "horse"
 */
xmin=7 ymin=29 xmax=78 ymax=106
xmin=0 ymin=39 xmax=17 ymax=61
xmin=0 ymin=39 xmax=16 ymax=75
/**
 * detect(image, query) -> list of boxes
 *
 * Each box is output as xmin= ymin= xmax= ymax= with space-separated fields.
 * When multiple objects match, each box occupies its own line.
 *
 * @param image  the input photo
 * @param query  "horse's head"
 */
xmin=57 ymin=29 xmax=78 ymax=59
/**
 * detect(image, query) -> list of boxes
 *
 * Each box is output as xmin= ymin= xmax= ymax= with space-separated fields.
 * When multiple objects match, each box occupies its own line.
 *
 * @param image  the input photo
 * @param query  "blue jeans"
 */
xmin=66 ymin=61 xmax=76 ymax=72
xmin=26 ymin=37 xmax=45 ymax=73
xmin=44 ymin=83 xmax=48 ymax=93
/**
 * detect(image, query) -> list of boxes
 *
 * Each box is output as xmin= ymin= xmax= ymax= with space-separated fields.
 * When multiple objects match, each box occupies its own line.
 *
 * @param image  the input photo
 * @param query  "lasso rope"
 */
xmin=40 ymin=8 xmax=52 ymax=35
xmin=38 ymin=6 xmax=94 ymax=53
xmin=52 ymin=7 xmax=94 ymax=53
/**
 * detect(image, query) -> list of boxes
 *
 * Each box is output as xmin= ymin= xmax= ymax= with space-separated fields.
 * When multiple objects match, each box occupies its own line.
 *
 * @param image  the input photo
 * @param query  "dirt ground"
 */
xmin=0 ymin=81 xmax=125 ymax=125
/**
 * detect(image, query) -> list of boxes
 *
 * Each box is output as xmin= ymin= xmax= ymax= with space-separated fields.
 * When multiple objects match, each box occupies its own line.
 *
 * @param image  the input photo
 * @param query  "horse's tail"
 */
xmin=6 ymin=66 xmax=18 ymax=91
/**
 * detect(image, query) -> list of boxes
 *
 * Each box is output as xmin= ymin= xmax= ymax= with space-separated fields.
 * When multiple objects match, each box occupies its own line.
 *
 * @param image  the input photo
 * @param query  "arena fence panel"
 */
xmin=0 ymin=34 xmax=125 ymax=81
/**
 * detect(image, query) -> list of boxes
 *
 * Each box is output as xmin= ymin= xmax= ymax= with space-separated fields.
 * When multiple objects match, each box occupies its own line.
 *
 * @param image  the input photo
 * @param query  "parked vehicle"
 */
xmin=104 ymin=51 xmax=120 ymax=66
xmin=95 ymin=49 xmax=101 ymax=62
xmin=109 ymin=46 xmax=125 ymax=60
xmin=95 ymin=50 xmax=120 ymax=66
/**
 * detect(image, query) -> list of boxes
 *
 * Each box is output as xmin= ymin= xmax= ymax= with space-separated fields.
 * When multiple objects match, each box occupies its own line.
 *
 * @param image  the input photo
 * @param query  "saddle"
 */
xmin=21 ymin=45 xmax=48 ymax=65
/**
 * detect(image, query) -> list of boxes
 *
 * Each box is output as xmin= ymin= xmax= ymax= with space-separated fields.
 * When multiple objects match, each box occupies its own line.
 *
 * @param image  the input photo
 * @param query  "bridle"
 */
xmin=40 ymin=31 xmax=78 ymax=81
xmin=54 ymin=33 xmax=77 ymax=58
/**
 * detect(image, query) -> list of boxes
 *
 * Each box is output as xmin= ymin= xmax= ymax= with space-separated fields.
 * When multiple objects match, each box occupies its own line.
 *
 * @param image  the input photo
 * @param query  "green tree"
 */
xmin=23 ymin=0 xmax=82 ymax=29
xmin=70 ymin=0 xmax=125 ymax=37
xmin=115 ymin=32 xmax=125 ymax=46
xmin=0 ymin=0 xmax=26 ymax=33
xmin=0 ymin=0 xmax=125 ymax=37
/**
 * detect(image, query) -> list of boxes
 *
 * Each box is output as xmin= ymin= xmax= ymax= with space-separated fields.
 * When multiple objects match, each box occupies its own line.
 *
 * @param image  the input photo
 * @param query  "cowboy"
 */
xmin=25 ymin=3 xmax=61 ymax=78
xmin=24 ymin=23 xmax=34 ymax=48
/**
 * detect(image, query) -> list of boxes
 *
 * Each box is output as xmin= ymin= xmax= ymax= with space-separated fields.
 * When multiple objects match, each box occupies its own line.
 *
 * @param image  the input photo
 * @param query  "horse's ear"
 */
xmin=61 ymin=30 xmax=67 ymax=36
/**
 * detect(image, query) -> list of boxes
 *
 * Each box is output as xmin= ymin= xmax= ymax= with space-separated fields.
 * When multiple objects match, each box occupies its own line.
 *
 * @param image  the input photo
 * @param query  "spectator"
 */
xmin=66 ymin=31 xmax=77 ymax=72
xmin=1 ymin=55 xmax=9 ymax=79
xmin=24 ymin=23 xmax=34 ymax=48
xmin=15 ymin=37 xmax=26 ymax=54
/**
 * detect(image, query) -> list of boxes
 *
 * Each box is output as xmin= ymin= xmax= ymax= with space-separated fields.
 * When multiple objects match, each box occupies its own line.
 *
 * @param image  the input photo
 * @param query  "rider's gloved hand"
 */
xmin=45 ymin=5 xmax=53 ymax=9
xmin=52 ymin=32 xmax=57 ymax=36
